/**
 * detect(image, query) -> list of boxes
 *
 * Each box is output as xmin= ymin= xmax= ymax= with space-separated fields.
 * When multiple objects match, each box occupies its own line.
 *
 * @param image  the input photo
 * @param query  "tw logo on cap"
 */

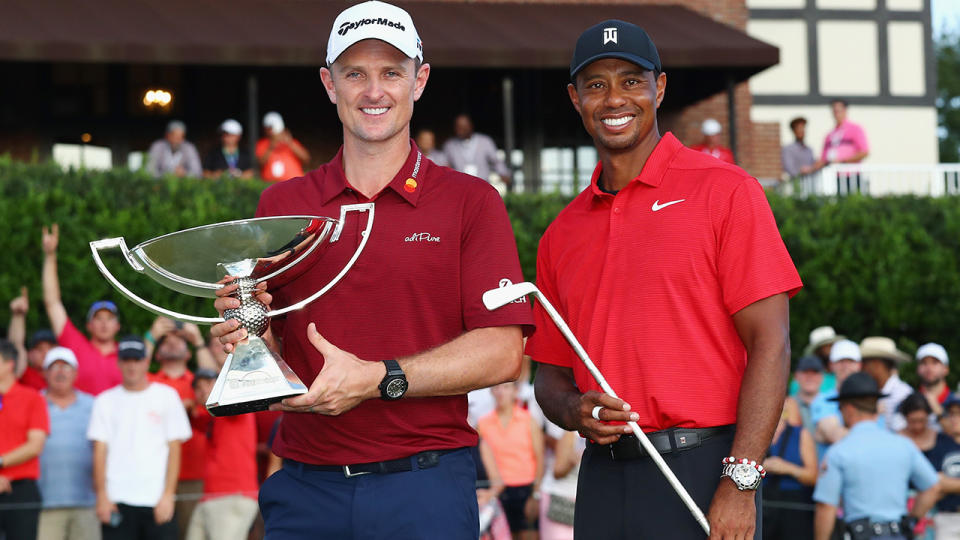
xmin=603 ymin=27 xmax=618 ymax=45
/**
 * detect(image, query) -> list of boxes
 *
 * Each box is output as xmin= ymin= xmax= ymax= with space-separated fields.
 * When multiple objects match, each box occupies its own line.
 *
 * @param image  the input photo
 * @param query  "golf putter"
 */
xmin=483 ymin=281 xmax=711 ymax=536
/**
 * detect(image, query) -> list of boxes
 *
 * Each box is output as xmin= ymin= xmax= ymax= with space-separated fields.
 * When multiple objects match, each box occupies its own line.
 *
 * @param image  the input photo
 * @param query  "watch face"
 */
xmin=731 ymin=464 xmax=760 ymax=487
xmin=385 ymin=378 xmax=408 ymax=399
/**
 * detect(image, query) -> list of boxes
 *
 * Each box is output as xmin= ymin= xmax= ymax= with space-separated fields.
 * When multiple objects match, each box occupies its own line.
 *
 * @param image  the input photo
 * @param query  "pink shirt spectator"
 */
xmin=56 ymin=319 xmax=120 ymax=395
xmin=821 ymin=120 xmax=869 ymax=163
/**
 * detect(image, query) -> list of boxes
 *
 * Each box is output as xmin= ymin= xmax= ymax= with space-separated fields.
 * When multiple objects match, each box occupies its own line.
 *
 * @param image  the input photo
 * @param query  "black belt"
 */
xmin=589 ymin=425 xmax=733 ymax=461
xmin=287 ymin=449 xmax=457 ymax=478
xmin=846 ymin=518 xmax=908 ymax=540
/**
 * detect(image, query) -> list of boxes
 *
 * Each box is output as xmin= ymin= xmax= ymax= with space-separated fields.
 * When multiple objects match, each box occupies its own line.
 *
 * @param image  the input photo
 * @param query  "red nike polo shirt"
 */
xmin=526 ymin=133 xmax=802 ymax=432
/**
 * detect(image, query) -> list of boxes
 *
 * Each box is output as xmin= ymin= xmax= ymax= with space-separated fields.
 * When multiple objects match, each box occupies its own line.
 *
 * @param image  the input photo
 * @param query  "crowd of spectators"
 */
xmin=0 ymin=227 xmax=277 ymax=540
xmin=144 ymin=111 xmax=515 ymax=194
xmin=762 ymin=325 xmax=960 ymax=540
xmin=145 ymin=112 xmax=310 ymax=183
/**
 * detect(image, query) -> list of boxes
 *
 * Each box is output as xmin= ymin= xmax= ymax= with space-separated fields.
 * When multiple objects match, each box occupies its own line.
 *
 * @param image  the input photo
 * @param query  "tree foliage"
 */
xmin=3 ymin=160 xmax=960 ymax=386
xmin=938 ymin=29 xmax=960 ymax=162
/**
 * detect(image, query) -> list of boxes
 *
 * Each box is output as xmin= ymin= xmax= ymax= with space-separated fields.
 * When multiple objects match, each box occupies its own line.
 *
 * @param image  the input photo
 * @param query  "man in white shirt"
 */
xmin=88 ymin=336 xmax=192 ymax=540
xmin=859 ymin=336 xmax=913 ymax=431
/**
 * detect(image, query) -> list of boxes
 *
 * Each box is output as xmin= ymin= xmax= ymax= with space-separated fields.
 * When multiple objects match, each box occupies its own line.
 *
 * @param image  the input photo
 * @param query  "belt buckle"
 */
xmin=343 ymin=465 xmax=372 ymax=478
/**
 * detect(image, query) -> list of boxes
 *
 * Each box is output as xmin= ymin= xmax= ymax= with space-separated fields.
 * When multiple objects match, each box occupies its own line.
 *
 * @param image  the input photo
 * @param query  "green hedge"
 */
xmin=3 ymin=159 xmax=960 ymax=387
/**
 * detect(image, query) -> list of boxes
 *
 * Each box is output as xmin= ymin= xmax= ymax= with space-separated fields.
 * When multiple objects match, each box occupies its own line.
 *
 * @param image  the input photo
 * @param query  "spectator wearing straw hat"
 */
xmin=37 ymin=346 xmax=98 ymax=540
xmin=811 ymin=339 xmax=862 ymax=449
xmin=813 ymin=372 xmax=938 ymax=540
xmin=790 ymin=326 xmax=843 ymax=397
xmin=203 ymin=119 xmax=253 ymax=179
xmin=917 ymin=343 xmax=951 ymax=418
xmin=859 ymin=336 xmax=913 ymax=431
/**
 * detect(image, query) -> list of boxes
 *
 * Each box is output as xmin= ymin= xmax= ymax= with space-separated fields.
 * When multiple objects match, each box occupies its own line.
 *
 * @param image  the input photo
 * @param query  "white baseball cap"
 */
xmin=829 ymin=339 xmax=861 ymax=363
xmin=702 ymin=118 xmax=722 ymax=136
xmin=326 ymin=1 xmax=423 ymax=65
xmin=917 ymin=342 xmax=948 ymax=365
xmin=263 ymin=112 xmax=285 ymax=132
xmin=220 ymin=119 xmax=242 ymax=136
xmin=43 ymin=346 xmax=78 ymax=370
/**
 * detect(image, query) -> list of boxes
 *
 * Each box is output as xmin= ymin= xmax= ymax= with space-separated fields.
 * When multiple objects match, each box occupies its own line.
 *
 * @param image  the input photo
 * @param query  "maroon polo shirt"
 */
xmin=255 ymin=142 xmax=534 ymax=465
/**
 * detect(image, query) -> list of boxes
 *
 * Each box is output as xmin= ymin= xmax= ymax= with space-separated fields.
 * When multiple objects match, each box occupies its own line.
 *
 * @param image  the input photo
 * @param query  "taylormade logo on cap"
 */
xmin=338 ymin=17 xmax=406 ymax=36
xmin=326 ymin=1 xmax=423 ymax=65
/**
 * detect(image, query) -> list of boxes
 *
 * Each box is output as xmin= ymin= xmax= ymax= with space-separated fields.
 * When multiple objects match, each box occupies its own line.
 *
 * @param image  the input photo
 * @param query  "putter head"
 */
xmin=483 ymin=281 xmax=538 ymax=310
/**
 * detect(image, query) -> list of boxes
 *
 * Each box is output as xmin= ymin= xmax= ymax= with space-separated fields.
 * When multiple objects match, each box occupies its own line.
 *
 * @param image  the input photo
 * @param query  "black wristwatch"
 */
xmin=378 ymin=359 xmax=408 ymax=401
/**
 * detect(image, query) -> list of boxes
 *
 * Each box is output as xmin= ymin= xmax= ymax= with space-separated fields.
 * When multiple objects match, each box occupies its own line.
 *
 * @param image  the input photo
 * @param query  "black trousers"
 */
xmin=574 ymin=429 xmax=761 ymax=539
xmin=0 ymin=479 xmax=41 ymax=540
xmin=101 ymin=503 xmax=177 ymax=540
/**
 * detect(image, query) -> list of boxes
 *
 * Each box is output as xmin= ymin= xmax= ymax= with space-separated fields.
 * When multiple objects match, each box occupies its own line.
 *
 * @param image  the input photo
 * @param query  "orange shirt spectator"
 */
xmin=478 ymin=404 xmax=538 ymax=486
xmin=256 ymin=111 xmax=309 ymax=182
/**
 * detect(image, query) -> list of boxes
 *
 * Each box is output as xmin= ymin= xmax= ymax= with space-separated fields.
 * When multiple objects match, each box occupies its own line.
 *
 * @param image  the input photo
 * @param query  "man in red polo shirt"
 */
xmin=527 ymin=21 xmax=802 ymax=539
xmin=210 ymin=2 xmax=532 ymax=538
xmin=147 ymin=322 xmax=212 ymax=538
xmin=0 ymin=339 xmax=50 ymax=540
xmin=187 ymin=369 xmax=259 ymax=540
xmin=42 ymin=224 xmax=122 ymax=395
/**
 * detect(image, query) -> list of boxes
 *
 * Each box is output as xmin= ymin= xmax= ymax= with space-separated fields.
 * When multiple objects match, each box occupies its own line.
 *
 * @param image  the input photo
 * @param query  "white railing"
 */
xmin=780 ymin=163 xmax=960 ymax=197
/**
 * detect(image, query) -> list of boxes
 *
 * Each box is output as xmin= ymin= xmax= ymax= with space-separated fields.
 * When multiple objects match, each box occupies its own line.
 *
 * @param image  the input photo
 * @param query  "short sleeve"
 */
xmin=525 ymin=231 xmax=575 ymax=369
xmin=716 ymin=178 xmax=802 ymax=315
xmin=810 ymin=394 xmax=839 ymax=426
xmin=459 ymin=187 xmax=534 ymax=334
xmin=853 ymin=124 xmax=870 ymax=154
xmin=812 ymin=447 xmax=843 ymax=506
xmin=87 ymin=394 xmax=110 ymax=442
xmin=28 ymin=392 xmax=50 ymax=434
xmin=910 ymin=445 xmax=939 ymax=491
xmin=163 ymin=388 xmax=193 ymax=442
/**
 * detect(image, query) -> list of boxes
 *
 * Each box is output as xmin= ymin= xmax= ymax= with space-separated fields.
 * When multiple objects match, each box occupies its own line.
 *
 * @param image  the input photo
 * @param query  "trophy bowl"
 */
xmin=90 ymin=203 xmax=375 ymax=416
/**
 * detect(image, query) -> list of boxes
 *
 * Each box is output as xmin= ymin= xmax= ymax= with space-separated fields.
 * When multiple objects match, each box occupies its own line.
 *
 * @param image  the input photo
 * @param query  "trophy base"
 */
xmin=205 ymin=336 xmax=308 ymax=417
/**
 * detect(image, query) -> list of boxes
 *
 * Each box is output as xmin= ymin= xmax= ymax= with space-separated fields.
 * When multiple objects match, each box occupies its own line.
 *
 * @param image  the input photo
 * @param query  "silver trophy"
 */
xmin=89 ymin=203 xmax=374 ymax=416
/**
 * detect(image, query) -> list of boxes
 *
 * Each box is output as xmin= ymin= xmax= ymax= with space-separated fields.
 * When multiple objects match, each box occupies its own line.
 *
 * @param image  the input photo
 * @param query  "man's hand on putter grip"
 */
xmin=573 ymin=390 xmax=638 ymax=444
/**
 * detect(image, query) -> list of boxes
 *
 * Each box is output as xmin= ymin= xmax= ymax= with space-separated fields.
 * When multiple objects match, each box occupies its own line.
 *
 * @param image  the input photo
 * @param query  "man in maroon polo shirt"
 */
xmin=210 ymin=2 xmax=532 ymax=538
xmin=42 ymin=224 xmax=122 ymax=395
xmin=527 ymin=21 xmax=802 ymax=539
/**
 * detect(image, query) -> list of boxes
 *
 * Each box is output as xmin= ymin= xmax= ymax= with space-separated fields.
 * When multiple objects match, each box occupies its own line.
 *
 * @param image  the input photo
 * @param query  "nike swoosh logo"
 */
xmin=651 ymin=199 xmax=686 ymax=211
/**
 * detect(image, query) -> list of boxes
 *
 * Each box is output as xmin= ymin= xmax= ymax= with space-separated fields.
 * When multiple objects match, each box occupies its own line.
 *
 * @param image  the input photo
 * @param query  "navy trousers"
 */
xmin=259 ymin=448 xmax=479 ymax=539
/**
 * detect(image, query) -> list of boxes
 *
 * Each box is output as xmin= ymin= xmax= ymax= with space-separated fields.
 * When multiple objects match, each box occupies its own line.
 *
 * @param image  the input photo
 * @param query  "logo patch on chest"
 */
xmin=405 ymin=232 xmax=440 ymax=243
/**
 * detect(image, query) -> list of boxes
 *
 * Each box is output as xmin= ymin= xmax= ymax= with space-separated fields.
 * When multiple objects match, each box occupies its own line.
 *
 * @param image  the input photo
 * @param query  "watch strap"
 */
xmin=383 ymin=359 xmax=403 ymax=377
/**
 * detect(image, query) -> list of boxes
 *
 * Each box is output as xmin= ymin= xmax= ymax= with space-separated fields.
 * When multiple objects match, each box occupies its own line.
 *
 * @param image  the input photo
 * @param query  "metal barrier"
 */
xmin=779 ymin=163 xmax=960 ymax=197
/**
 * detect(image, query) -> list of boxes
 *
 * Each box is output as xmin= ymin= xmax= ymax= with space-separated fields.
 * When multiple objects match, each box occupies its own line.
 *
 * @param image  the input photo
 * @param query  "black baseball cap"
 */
xmin=795 ymin=355 xmax=824 ymax=373
xmin=828 ymin=372 xmax=889 ymax=401
xmin=570 ymin=19 xmax=662 ymax=80
xmin=29 ymin=329 xmax=57 ymax=349
xmin=117 ymin=335 xmax=147 ymax=360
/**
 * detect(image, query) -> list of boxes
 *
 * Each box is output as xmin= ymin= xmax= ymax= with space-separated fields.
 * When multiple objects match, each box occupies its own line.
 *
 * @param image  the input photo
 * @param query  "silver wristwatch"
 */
xmin=721 ymin=462 xmax=762 ymax=491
